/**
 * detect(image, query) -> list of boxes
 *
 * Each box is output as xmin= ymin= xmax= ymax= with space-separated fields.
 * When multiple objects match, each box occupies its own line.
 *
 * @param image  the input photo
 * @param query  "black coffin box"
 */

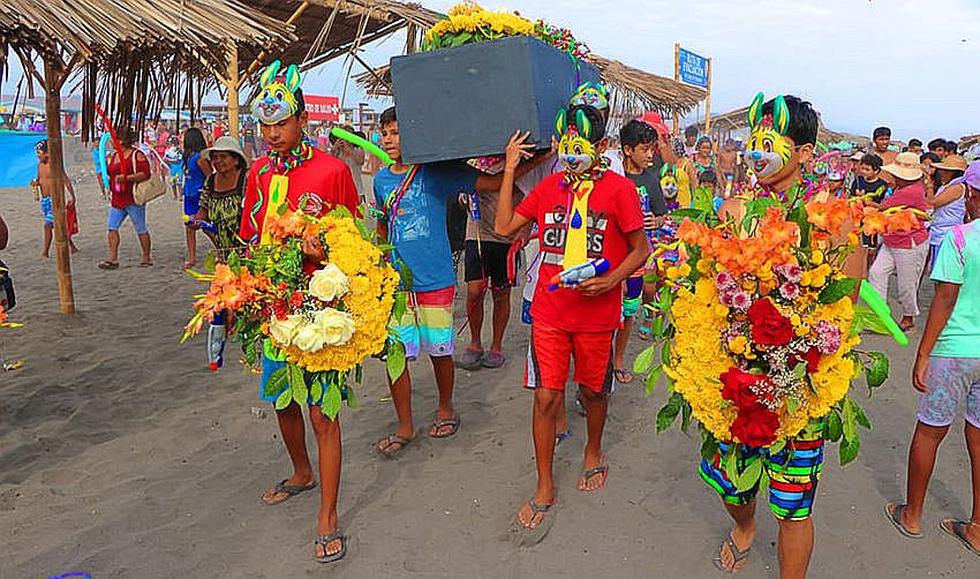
xmin=391 ymin=35 xmax=600 ymax=165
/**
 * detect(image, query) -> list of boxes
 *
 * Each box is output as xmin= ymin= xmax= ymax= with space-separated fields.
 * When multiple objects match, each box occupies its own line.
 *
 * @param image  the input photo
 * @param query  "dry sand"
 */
xmin=0 ymin=173 xmax=977 ymax=578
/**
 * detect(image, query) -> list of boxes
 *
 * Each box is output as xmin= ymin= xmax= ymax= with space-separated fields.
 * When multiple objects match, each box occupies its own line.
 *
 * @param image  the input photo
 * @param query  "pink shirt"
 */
xmin=882 ymin=181 xmax=929 ymax=248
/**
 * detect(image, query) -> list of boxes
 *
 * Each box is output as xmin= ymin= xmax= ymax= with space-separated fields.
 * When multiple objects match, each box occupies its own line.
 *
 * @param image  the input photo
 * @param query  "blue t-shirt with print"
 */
xmin=373 ymin=163 xmax=476 ymax=292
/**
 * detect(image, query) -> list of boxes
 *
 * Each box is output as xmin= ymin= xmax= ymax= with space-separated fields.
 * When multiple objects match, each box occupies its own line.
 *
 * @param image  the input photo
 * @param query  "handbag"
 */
xmin=0 ymin=258 xmax=15 ymax=312
xmin=133 ymin=152 xmax=168 ymax=205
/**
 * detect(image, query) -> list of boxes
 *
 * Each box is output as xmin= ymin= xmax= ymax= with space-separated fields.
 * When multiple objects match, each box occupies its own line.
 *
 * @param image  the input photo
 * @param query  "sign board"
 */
xmin=678 ymin=48 xmax=709 ymax=88
xmin=304 ymin=95 xmax=340 ymax=122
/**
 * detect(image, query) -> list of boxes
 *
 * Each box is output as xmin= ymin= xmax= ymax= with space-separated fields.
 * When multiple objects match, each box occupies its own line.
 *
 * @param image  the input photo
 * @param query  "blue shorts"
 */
xmin=40 ymin=196 xmax=54 ymax=225
xmin=184 ymin=195 xmax=201 ymax=218
xmin=108 ymin=204 xmax=148 ymax=234
xmin=259 ymin=342 xmax=347 ymax=407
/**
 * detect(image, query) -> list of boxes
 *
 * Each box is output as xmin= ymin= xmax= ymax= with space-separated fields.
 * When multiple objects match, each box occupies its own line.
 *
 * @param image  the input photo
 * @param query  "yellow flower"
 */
xmin=790 ymin=314 xmax=802 ymax=327
xmin=847 ymin=232 xmax=860 ymax=247
xmin=697 ymin=258 xmax=714 ymax=275
xmin=679 ymin=263 xmax=692 ymax=278
xmin=800 ymin=271 xmax=813 ymax=286
xmin=666 ymin=266 xmax=681 ymax=280
xmin=727 ymin=335 xmax=748 ymax=354
xmin=811 ymin=250 xmax=825 ymax=265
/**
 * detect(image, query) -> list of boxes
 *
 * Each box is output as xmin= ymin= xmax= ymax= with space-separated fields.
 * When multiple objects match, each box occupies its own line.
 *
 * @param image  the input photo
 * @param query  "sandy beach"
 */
xmin=0 ymin=173 xmax=977 ymax=578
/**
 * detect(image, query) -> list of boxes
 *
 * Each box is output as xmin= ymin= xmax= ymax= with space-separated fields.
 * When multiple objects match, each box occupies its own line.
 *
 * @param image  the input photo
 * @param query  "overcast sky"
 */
xmin=306 ymin=0 xmax=980 ymax=142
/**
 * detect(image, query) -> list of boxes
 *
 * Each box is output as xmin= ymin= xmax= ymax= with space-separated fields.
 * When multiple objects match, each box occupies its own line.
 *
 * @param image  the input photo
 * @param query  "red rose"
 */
xmin=747 ymin=298 xmax=794 ymax=346
xmin=730 ymin=405 xmax=780 ymax=448
xmin=720 ymin=367 xmax=761 ymax=410
xmin=802 ymin=347 xmax=821 ymax=373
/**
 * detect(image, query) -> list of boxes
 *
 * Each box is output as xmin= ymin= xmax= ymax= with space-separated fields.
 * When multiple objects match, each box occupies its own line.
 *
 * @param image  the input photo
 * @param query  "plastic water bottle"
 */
xmin=207 ymin=316 xmax=226 ymax=372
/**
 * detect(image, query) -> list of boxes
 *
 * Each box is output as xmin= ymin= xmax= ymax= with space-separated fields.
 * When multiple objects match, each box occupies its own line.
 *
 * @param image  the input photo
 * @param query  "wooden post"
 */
xmin=226 ymin=41 xmax=241 ymax=140
xmin=43 ymin=57 xmax=76 ymax=315
xmin=705 ymin=58 xmax=712 ymax=134
xmin=406 ymin=23 xmax=418 ymax=54
xmin=673 ymin=43 xmax=680 ymax=137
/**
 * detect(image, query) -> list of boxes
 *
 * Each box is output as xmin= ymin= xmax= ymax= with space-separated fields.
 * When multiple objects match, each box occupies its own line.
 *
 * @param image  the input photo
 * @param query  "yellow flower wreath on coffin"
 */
xmin=273 ymin=215 xmax=399 ymax=372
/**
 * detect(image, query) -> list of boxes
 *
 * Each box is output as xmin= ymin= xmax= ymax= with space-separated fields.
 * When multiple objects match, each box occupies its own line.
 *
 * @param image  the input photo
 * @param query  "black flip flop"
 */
xmin=512 ymin=500 xmax=557 ymax=547
xmin=940 ymin=519 xmax=980 ymax=556
xmin=376 ymin=433 xmax=415 ymax=458
xmin=315 ymin=530 xmax=348 ymax=564
xmin=97 ymin=261 xmax=119 ymax=270
xmin=429 ymin=414 xmax=460 ymax=439
xmin=884 ymin=503 xmax=923 ymax=539
xmin=713 ymin=533 xmax=752 ymax=573
xmin=261 ymin=479 xmax=317 ymax=506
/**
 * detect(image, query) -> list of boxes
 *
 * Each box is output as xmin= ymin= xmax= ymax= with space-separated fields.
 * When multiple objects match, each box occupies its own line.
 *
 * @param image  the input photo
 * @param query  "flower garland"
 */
xmin=183 ymin=210 xmax=400 ymax=418
xmin=635 ymin=190 xmax=922 ymax=467
xmin=266 ymin=141 xmax=314 ymax=175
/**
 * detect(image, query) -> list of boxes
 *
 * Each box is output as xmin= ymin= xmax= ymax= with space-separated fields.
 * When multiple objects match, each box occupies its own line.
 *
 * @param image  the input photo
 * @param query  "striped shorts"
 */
xmin=699 ymin=436 xmax=825 ymax=521
xmin=389 ymin=286 xmax=456 ymax=360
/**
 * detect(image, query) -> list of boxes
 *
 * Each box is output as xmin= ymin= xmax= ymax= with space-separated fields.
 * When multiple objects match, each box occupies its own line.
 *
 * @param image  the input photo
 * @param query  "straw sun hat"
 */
xmin=203 ymin=136 xmax=246 ymax=165
xmin=883 ymin=152 xmax=923 ymax=181
xmin=932 ymin=154 xmax=968 ymax=172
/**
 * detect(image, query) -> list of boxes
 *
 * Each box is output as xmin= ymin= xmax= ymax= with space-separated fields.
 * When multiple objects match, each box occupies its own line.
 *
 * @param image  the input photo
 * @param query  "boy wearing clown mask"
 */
xmin=495 ymin=104 xmax=650 ymax=542
xmin=708 ymin=94 xmax=828 ymax=578
xmin=240 ymin=60 xmax=360 ymax=565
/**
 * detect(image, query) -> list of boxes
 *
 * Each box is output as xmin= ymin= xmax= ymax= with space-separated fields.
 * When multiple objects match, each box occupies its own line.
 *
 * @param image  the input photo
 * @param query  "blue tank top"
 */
xmin=183 ymin=151 xmax=206 ymax=198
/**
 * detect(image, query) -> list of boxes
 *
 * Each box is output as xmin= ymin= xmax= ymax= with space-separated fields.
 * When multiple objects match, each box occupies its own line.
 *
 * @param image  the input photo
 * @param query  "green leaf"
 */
xmin=288 ymin=364 xmax=307 ymax=405
xmin=818 ymin=277 xmax=858 ymax=304
xmin=670 ymin=208 xmax=710 ymax=222
xmin=346 ymin=386 xmax=358 ymax=410
xmin=661 ymin=341 xmax=672 ymax=366
xmin=852 ymin=400 xmax=872 ymax=429
xmin=740 ymin=197 xmax=778 ymax=232
xmin=768 ymin=439 xmax=787 ymax=456
xmin=842 ymin=398 xmax=858 ymax=443
xmin=656 ymin=393 xmax=683 ymax=433
xmin=274 ymin=388 xmax=292 ymax=410
xmin=700 ymin=430 xmax=720 ymax=461
xmin=786 ymin=396 xmax=800 ymax=415
xmin=633 ymin=346 xmax=656 ymax=375
xmin=386 ymin=339 xmax=407 ymax=382
xmin=321 ymin=383 xmax=342 ymax=420
xmin=680 ymin=401 xmax=693 ymax=433
xmin=652 ymin=316 xmax=664 ymax=338
xmin=850 ymin=304 xmax=892 ymax=337
xmin=865 ymin=352 xmax=889 ymax=390
xmin=839 ymin=436 xmax=861 ymax=466
xmin=202 ymin=251 xmax=217 ymax=274
xmin=644 ymin=364 xmax=662 ymax=396
xmin=392 ymin=291 xmax=408 ymax=324
xmin=788 ymin=205 xmax=811 ymax=247
xmin=262 ymin=366 xmax=288 ymax=398
xmin=823 ymin=409 xmax=844 ymax=442
xmin=733 ymin=457 xmax=764 ymax=493
xmin=309 ymin=379 xmax=324 ymax=406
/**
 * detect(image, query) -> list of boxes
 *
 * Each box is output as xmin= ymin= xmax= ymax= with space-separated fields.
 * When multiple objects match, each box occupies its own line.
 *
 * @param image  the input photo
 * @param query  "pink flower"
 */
xmin=779 ymin=282 xmax=800 ymax=301
xmin=775 ymin=264 xmax=802 ymax=283
xmin=716 ymin=271 xmax=737 ymax=291
xmin=720 ymin=290 xmax=734 ymax=307
xmin=730 ymin=291 xmax=752 ymax=312
xmin=815 ymin=321 xmax=842 ymax=354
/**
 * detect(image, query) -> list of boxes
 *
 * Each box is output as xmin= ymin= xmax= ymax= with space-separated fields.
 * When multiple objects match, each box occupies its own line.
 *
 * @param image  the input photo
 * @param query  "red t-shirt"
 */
xmin=881 ymin=180 xmax=929 ymax=248
xmin=107 ymin=150 xmax=151 ymax=209
xmin=516 ymin=171 xmax=644 ymax=332
xmin=240 ymin=148 xmax=360 ymax=243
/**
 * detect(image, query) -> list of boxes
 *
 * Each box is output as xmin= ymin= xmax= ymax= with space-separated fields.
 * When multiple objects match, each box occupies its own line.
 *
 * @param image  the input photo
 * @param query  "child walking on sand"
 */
xmin=886 ymin=162 xmax=980 ymax=556
xmin=33 ymin=140 xmax=78 ymax=257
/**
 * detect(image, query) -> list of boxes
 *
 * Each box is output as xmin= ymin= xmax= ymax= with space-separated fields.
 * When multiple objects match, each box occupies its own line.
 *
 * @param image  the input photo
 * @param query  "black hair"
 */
xmin=860 ymin=153 xmax=883 ymax=171
xmin=696 ymin=135 xmax=712 ymax=148
xmin=873 ymin=126 xmax=891 ymax=139
xmin=920 ymin=151 xmax=940 ymax=164
xmin=619 ymin=120 xmax=657 ymax=150
xmin=293 ymin=88 xmax=306 ymax=114
xmin=761 ymin=95 xmax=818 ymax=147
xmin=927 ymin=138 xmax=947 ymax=152
xmin=684 ymin=125 xmax=698 ymax=138
xmin=183 ymin=127 xmax=207 ymax=172
xmin=946 ymin=140 xmax=958 ymax=154
xmin=698 ymin=169 xmax=717 ymax=185
xmin=908 ymin=138 xmax=922 ymax=148
xmin=563 ymin=104 xmax=606 ymax=144
xmin=380 ymin=106 xmax=397 ymax=128
xmin=35 ymin=139 xmax=47 ymax=153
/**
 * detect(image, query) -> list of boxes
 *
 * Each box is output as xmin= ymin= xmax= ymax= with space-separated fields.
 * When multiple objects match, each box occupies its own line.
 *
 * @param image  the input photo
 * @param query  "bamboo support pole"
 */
xmin=226 ymin=41 xmax=240 ymax=139
xmin=43 ymin=57 xmax=76 ymax=315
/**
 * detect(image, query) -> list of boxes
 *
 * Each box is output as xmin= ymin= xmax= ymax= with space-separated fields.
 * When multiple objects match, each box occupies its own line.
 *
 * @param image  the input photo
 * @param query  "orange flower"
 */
xmin=806 ymin=197 xmax=849 ymax=234
xmin=861 ymin=207 xmax=887 ymax=236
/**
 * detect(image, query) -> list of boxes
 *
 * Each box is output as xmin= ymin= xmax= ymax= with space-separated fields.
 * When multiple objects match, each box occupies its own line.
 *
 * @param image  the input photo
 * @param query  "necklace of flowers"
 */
xmin=268 ymin=141 xmax=314 ymax=174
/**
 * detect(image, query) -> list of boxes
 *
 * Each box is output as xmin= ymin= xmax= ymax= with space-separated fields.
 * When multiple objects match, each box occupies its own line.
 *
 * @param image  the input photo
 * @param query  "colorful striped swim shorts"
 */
xmin=699 ymin=436 xmax=825 ymax=521
xmin=389 ymin=286 xmax=456 ymax=360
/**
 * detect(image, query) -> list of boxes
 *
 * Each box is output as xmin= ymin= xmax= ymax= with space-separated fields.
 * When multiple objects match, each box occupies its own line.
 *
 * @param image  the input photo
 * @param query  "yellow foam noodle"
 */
xmin=260 ymin=174 xmax=290 ymax=245
xmin=562 ymin=181 xmax=593 ymax=269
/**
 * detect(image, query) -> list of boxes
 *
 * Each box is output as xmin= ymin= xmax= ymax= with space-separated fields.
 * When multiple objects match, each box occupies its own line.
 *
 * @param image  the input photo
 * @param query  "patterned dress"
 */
xmin=200 ymin=172 xmax=246 ymax=260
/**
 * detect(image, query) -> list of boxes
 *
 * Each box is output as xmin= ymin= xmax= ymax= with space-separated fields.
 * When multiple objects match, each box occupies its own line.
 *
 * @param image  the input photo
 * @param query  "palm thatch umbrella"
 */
xmin=0 ymin=0 xmax=291 ymax=314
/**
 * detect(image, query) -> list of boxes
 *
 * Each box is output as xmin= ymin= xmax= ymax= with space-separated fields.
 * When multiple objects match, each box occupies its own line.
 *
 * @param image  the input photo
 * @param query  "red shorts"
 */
xmin=525 ymin=321 xmax=614 ymax=394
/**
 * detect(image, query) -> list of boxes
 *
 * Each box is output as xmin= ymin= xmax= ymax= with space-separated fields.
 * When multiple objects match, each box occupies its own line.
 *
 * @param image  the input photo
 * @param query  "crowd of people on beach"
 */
xmin=7 ymin=65 xmax=979 ymax=577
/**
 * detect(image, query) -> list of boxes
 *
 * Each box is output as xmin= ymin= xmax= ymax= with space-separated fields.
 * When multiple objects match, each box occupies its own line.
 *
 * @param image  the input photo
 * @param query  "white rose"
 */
xmin=313 ymin=308 xmax=356 ymax=347
xmin=269 ymin=314 xmax=303 ymax=346
xmin=292 ymin=321 xmax=327 ymax=353
xmin=308 ymin=263 xmax=349 ymax=302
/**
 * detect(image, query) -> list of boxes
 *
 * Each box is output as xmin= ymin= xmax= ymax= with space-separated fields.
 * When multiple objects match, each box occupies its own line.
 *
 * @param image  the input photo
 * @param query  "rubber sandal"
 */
xmin=97 ymin=261 xmax=119 ymax=270
xmin=376 ymin=433 xmax=414 ymax=458
xmin=261 ymin=479 xmax=317 ymax=506
xmin=481 ymin=350 xmax=506 ymax=369
xmin=578 ymin=456 xmax=608 ymax=492
xmin=555 ymin=428 xmax=572 ymax=446
xmin=314 ymin=530 xmax=348 ymax=564
xmin=940 ymin=519 xmax=980 ymax=556
xmin=429 ymin=414 xmax=460 ymax=439
xmin=713 ymin=533 xmax=752 ymax=572
xmin=512 ymin=500 xmax=557 ymax=547
xmin=613 ymin=368 xmax=634 ymax=385
xmin=456 ymin=346 xmax=484 ymax=370
xmin=883 ymin=503 xmax=923 ymax=539
xmin=139 ymin=260 xmax=154 ymax=268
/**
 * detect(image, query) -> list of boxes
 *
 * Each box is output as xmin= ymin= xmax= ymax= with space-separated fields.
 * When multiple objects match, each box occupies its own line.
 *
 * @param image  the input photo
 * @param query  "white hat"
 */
xmin=203 ymin=136 xmax=246 ymax=164
xmin=883 ymin=152 xmax=923 ymax=181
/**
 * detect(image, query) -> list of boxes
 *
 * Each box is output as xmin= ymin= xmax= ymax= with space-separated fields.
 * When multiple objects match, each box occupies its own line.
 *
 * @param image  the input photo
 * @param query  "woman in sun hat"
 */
xmin=926 ymin=154 xmax=969 ymax=269
xmin=868 ymin=152 xmax=932 ymax=331
xmin=190 ymin=135 xmax=248 ymax=262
